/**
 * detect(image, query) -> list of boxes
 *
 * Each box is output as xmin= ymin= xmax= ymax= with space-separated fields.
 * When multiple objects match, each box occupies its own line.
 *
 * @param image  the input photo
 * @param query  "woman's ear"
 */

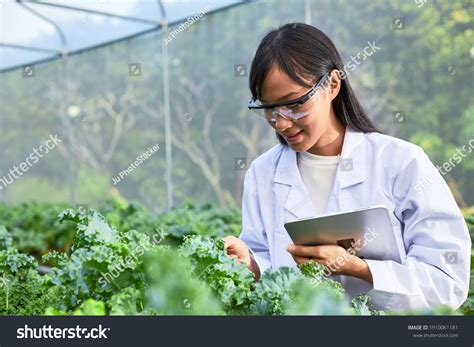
xmin=328 ymin=69 xmax=342 ymax=101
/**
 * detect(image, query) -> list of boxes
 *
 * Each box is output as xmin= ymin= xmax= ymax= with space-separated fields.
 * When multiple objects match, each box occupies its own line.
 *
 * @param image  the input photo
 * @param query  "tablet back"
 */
xmin=284 ymin=206 xmax=402 ymax=263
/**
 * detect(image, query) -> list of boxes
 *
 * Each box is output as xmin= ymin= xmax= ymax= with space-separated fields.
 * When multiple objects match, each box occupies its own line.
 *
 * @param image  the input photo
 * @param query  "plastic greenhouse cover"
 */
xmin=0 ymin=0 xmax=242 ymax=71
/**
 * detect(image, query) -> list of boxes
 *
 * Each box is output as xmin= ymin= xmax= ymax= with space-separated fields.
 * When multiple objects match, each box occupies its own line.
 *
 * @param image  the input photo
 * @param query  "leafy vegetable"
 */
xmin=159 ymin=202 xmax=241 ymax=244
xmin=1 ymin=202 xmax=471 ymax=316
xmin=144 ymin=246 xmax=222 ymax=315
xmin=0 ymin=202 xmax=75 ymax=256
xmin=43 ymin=208 xmax=150 ymax=311
xmin=180 ymin=235 xmax=254 ymax=314
xmin=0 ymin=226 xmax=60 ymax=315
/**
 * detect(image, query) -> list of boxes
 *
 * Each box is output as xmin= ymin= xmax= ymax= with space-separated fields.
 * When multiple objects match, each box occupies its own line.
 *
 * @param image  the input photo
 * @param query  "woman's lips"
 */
xmin=284 ymin=130 xmax=303 ymax=143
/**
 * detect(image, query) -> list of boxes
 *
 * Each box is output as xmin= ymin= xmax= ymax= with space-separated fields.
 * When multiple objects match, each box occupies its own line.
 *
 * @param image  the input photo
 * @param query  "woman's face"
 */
xmin=259 ymin=64 xmax=339 ymax=152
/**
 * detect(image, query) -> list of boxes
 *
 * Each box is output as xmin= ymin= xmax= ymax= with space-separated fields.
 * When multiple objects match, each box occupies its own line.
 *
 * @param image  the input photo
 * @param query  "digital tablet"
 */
xmin=284 ymin=205 xmax=402 ymax=263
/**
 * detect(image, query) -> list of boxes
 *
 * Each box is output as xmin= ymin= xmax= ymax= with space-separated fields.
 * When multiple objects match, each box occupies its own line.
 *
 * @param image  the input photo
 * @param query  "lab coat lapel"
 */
xmin=274 ymin=127 xmax=367 ymax=220
xmin=274 ymin=145 xmax=316 ymax=220
xmin=326 ymin=127 xmax=367 ymax=213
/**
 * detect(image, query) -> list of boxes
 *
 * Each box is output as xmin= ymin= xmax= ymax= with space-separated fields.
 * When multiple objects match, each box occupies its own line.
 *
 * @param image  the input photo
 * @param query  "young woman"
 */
xmin=223 ymin=23 xmax=470 ymax=312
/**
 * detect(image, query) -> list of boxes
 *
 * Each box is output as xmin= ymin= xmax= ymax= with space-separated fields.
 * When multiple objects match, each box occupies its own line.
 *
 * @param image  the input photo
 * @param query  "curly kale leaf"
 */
xmin=158 ymin=203 xmax=241 ymax=243
xmin=45 ymin=208 xmax=151 ymax=311
xmin=351 ymin=294 xmax=385 ymax=315
xmin=0 ymin=249 xmax=37 ymax=275
xmin=298 ymin=261 xmax=345 ymax=299
xmin=59 ymin=208 xmax=120 ymax=249
xmin=0 ymin=228 xmax=60 ymax=315
xmin=179 ymin=235 xmax=254 ymax=314
xmin=73 ymin=299 xmax=106 ymax=315
xmin=108 ymin=287 xmax=144 ymax=315
xmin=249 ymin=267 xmax=303 ymax=315
xmin=249 ymin=265 xmax=351 ymax=315
xmin=46 ymin=299 xmax=106 ymax=316
xmin=144 ymin=246 xmax=222 ymax=315
xmin=0 ymin=202 xmax=74 ymax=255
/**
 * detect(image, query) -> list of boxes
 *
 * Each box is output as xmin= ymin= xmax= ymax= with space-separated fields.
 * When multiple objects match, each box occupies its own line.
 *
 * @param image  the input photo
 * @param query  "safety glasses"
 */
xmin=248 ymin=73 xmax=330 ymax=123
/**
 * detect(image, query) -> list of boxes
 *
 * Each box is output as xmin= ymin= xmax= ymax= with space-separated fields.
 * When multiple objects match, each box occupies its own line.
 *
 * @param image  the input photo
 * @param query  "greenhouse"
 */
xmin=0 ymin=0 xmax=472 ymax=337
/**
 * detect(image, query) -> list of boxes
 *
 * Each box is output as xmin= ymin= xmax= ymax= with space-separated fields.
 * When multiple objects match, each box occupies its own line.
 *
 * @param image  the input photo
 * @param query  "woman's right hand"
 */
xmin=222 ymin=235 xmax=261 ymax=280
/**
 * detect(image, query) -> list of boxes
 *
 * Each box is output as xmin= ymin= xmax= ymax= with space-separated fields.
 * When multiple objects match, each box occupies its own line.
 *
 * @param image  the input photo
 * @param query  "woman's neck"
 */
xmin=307 ymin=112 xmax=345 ymax=156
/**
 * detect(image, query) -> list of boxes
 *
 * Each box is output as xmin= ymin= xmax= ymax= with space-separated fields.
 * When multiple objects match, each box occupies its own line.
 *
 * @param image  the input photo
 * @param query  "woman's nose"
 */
xmin=275 ymin=116 xmax=293 ymax=131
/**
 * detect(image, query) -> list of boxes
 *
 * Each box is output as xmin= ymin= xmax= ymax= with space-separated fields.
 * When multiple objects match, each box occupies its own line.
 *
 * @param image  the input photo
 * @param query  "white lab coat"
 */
xmin=240 ymin=126 xmax=471 ymax=312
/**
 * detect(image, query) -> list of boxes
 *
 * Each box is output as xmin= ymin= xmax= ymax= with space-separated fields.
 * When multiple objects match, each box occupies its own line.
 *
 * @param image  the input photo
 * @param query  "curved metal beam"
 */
xmin=0 ymin=42 xmax=61 ymax=54
xmin=17 ymin=0 xmax=67 ymax=54
xmin=1 ymin=0 xmax=250 ymax=73
xmin=25 ymin=0 xmax=161 ymax=26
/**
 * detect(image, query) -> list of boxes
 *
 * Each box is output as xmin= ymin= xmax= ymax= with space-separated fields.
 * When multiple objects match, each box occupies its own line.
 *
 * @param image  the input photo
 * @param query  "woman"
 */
xmin=223 ymin=23 xmax=470 ymax=312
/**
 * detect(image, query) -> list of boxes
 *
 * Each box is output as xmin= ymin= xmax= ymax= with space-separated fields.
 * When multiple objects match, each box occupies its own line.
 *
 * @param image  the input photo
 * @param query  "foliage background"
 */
xmin=0 ymin=0 xmax=472 ymax=212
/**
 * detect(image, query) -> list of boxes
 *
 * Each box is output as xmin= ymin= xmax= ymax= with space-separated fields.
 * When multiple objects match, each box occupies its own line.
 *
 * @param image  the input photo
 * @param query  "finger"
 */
xmin=291 ymin=254 xmax=312 ymax=265
xmin=225 ymin=245 xmax=237 ymax=255
xmin=222 ymin=235 xmax=235 ymax=243
xmin=287 ymin=244 xmax=323 ymax=258
xmin=222 ymin=235 xmax=236 ymax=249
xmin=225 ymin=248 xmax=239 ymax=258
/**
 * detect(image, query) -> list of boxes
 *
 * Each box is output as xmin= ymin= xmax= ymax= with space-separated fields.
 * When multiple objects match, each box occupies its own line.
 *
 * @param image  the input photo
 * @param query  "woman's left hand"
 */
xmin=286 ymin=244 xmax=373 ymax=284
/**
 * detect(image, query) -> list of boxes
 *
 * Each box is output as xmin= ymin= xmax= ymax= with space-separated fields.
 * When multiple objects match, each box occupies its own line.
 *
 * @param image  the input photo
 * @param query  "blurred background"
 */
xmin=0 ymin=0 xmax=472 ymax=213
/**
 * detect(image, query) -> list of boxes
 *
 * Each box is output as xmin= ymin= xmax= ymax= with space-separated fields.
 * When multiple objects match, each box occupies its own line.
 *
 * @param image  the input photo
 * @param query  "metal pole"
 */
xmin=60 ymin=52 xmax=77 ymax=206
xmin=304 ymin=0 xmax=312 ymax=25
xmin=157 ymin=1 xmax=173 ymax=211
xmin=17 ymin=0 xmax=77 ymax=206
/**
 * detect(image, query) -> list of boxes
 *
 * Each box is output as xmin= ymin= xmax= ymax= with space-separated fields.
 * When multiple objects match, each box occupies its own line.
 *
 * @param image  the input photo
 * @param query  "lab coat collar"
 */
xmin=338 ymin=126 xmax=366 ymax=188
xmin=274 ymin=126 xmax=367 ymax=218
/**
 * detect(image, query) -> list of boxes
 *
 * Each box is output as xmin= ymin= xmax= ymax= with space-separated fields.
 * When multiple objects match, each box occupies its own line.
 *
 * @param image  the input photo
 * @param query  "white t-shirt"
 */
xmin=297 ymin=151 xmax=340 ymax=215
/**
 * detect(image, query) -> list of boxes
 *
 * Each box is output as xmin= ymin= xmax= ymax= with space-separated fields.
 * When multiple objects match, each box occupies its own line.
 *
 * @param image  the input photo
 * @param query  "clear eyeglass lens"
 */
xmin=268 ymin=104 xmax=311 ymax=123
xmin=253 ymin=94 xmax=317 ymax=123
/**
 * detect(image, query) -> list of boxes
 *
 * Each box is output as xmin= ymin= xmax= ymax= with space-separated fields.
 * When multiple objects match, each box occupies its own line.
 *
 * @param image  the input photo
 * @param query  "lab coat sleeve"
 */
xmin=365 ymin=148 xmax=471 ymax=312
xmin=239 ymin=165 xmax=272 ymax=274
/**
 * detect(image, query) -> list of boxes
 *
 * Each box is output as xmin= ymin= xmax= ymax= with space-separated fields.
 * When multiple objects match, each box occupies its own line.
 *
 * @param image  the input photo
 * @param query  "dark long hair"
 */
xmin=249 ymin=23 xmax=380 ymax=145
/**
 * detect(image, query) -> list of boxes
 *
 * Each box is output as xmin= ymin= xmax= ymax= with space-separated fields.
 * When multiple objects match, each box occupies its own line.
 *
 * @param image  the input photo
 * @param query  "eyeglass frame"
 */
xmin=247 ymin=72 xmax=331 ymax=119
